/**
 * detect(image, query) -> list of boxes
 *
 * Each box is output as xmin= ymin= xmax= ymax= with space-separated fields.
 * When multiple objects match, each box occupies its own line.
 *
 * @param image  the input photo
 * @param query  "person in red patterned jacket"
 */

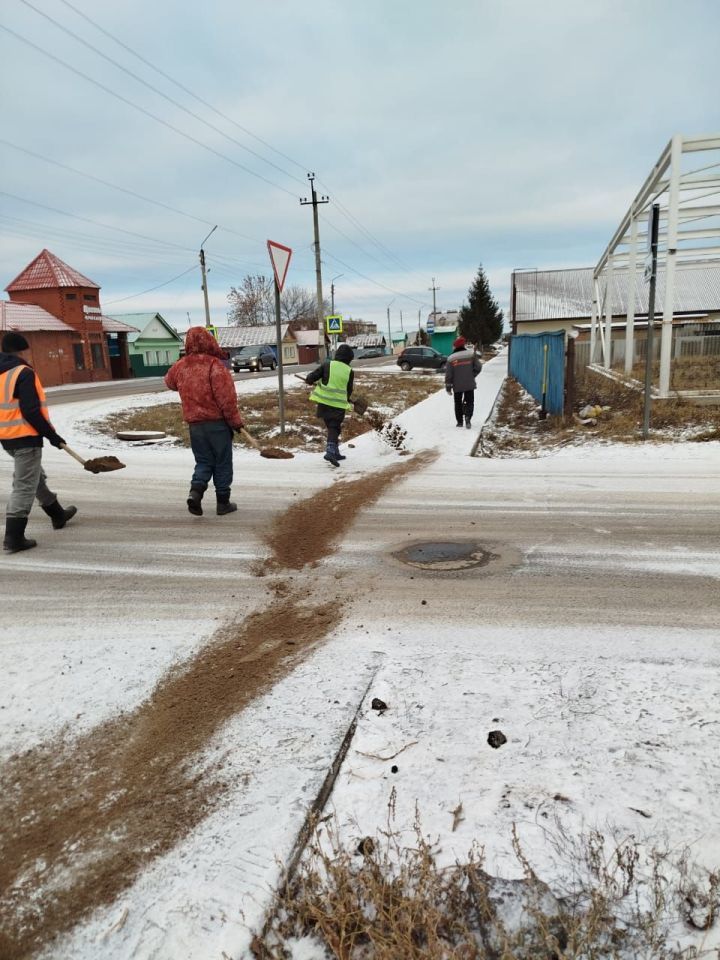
xmin=165 ymin=327 xmax=245 ymax=517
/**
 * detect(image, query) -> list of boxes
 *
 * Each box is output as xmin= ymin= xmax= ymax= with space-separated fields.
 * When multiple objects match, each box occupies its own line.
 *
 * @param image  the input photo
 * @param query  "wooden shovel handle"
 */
xmin=239 ymin=427 xmax=261 ymax=450
xmin=60 ymin=443 xmax=87 ymax=466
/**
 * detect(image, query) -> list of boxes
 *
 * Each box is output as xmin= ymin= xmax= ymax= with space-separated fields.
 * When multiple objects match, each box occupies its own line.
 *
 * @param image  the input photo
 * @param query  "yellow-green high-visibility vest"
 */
xmin=309 ymin=360 xmax=352 ymax=410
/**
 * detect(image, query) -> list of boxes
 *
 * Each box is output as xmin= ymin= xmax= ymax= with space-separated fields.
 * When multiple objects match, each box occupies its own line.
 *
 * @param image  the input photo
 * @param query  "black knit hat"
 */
xmin=1 ymin=331 xmax=30 ymax=353
xmin=334 ymin=343 xmax=354 ymax=363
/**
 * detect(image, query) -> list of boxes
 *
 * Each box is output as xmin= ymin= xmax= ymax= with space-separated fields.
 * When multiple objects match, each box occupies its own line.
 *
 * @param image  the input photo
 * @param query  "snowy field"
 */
xmin=2 ymin=354 xmax=719 ymax=959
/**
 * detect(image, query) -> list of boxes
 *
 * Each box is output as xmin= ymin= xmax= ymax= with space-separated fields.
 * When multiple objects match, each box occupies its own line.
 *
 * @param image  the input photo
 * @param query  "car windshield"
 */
xmin=237 ymin=347 xmax=260 ymax=356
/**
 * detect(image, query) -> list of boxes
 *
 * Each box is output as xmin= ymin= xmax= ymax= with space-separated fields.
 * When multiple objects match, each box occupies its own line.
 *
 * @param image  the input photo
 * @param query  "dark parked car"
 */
xmin=354 ymin=346 xmax=385 ymax=359
xmin=396 ymin=346 xmax=446 ymax=371
xmin=232 ymin=345 xmax=277 ymax=372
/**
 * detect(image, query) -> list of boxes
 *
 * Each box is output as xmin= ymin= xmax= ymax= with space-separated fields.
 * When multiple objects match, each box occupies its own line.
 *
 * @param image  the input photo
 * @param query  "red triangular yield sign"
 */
xmin=267 ymin=240 xmax=292 ymax=292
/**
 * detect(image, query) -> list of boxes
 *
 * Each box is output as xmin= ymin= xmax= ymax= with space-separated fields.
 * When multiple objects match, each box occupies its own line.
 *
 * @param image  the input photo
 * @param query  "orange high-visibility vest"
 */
xmin=0 ymin=365 xmax=51 ymax=441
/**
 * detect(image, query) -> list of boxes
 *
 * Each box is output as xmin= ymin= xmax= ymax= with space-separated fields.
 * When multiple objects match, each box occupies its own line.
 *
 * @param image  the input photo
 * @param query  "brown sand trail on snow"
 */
xmin=0 ymin=451 xmax=434 ymax=958
xmin=0 ymin=597 xmax=335 ymax=959
xmin=263 ymin=450 xmax=437 ymax=570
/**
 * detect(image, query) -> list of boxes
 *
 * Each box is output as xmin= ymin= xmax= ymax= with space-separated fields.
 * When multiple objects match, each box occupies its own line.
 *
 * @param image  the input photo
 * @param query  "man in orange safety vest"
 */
xmin=1 ymin=332 xmax=76 ymax=554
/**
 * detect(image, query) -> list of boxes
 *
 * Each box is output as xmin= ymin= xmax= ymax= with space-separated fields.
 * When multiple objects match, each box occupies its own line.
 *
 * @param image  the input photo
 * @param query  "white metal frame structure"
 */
xmin=591 ymin=134 xmax=720 ymax=397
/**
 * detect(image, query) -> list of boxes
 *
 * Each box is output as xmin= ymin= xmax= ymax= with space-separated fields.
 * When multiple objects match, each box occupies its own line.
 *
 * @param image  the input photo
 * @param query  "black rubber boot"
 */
xmin=3 ymin=517 xmax=37 ymax=554
xmin=187 ymin=485 xmax=204 ymax=516
xmin=323 ymin=442 xmax=341 ymax=467
xmin=216 ymin=492 xmax=237 ymax=516
xmin=41 ymin=499 xmax=78 ymax=530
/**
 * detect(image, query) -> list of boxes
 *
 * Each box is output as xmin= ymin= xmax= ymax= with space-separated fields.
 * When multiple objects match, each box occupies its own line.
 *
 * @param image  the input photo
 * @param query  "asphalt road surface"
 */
xmin=45 ymin=355 xmax=399 ymax=405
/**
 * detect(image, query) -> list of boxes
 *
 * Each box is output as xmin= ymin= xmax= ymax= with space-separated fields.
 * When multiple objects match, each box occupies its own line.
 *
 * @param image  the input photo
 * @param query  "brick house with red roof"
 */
xmin=1 ymin=249 xmax=137 ymax=386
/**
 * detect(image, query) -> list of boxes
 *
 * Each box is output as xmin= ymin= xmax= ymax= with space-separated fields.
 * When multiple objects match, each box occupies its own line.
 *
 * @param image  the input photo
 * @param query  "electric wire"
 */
xmin=19 ymin=0 xmax=306 ymax=189
xmin=5 ymin=11 xmax=424 ymax=292
xmin=0 ymin=192 xmax=286 ymax=272
xmin=2 ymin=16 xmax=429 ymax=310
xmin=0 ymin=21 xmax=299 ymax=199
xmin=39 ymin=0 xmax=420 ymax=281
xmin=322 ymin=249 xmax=430 ymax=308
xmin=0 ymin=139 xmax=265 ymax=247
xmin=103 ymin=265 xmax=198 ymax=305
xmin=56 ymin=0 xmax=311 ymax=177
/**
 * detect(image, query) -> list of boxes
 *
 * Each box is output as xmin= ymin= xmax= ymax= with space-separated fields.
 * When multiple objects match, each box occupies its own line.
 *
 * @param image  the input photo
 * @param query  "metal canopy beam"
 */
xmin=593 ymin=133 xmax=720 ymax=397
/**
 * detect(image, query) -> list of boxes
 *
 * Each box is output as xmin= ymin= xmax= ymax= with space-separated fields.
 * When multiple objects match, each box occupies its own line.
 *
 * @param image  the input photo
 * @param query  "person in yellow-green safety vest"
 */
xmin=306 ymin=343 xmax=355 ymax=467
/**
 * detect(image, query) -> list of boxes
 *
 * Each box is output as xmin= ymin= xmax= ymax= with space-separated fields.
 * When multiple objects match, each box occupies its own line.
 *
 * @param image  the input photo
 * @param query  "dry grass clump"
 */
xmin=629 ymin=355 xmax=720 ymax=392
xmin=92 ymin=374 xmax=440 ymax=451
xmin=253 ymin=815 xmax=720 ymax=959
xmin=480 ymin=371 xmax=720 ymax=458
xmin=573 ymin=368 xmax=720 ymax=440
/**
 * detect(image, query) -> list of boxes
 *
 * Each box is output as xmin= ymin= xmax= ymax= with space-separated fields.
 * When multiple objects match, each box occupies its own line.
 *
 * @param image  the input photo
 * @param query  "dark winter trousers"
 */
xmin=454 ymin=390 xmax=475 ymax=424
xmin=318 ymin=406 xmax=346 ymax=444
xmin=3 ymin=447 xmax=57 ymax=518
xmin=189 ymin=420 xmax=233 ymax=498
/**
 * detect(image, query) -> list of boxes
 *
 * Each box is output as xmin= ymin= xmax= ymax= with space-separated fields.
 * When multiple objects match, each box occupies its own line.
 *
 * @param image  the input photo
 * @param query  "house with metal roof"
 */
xmin=105 ymin=312 xmax=183 ymax=376
xmin=2 ymin=249 xmax=137 ymax=385
xmin=428 ymin=310 xmax=460 ymax=356
xmin=214 ymin=324 xmax=299 ymax=365
xmin=511 ymin=263 xmax=720 ymax=335
xmin=344 ymin=333 xmax=386 ymax=349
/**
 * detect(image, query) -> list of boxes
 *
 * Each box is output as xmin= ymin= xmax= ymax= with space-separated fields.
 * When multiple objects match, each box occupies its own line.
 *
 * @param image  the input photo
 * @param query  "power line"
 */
xmin=103 ymin=265 xmax=198 ymax=305
xmin=323 ymin=249 xmax=429 ymax=308
xmin=30 ymin=1 xmax=418 ymax=282
xmin=0 ymin=191 xmax=281 ymax=271
xmin=56 ymin=0 xmax=311 ymax=177
xmin=9 ymin=7 xmax=420 ymax=286
xmin=320 ymin=186 xmax=416 ymax=275
xmin=19 ymin=0 xmax=306 ymax=189
xmin=0 ymin=139 xmax=264 ymax=247
xmin=0 ymin=20 xmax=299 ymax=200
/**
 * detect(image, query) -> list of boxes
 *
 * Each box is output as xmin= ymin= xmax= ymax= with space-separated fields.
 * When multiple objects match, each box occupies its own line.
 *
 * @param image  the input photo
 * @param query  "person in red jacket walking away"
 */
xmin=1 ymin=331 xmax=76 ymax=553
xmin=165 ymin=327 xmax=245 ymax=517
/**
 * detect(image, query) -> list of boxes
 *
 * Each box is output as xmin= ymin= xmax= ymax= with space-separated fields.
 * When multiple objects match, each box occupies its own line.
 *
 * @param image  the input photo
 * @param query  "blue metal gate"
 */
xmin=508 ymin=330 xmax=565 ymax=415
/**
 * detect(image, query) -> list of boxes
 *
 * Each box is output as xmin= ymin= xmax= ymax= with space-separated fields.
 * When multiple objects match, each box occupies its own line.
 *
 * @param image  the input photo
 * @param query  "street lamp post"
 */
xmin=330 ymin=274 xmax=343 ymax=355
xmin=386 ymin=298 xmax=395 ymax=357
xmin=330 ymin=273 xmax=343 ymax=316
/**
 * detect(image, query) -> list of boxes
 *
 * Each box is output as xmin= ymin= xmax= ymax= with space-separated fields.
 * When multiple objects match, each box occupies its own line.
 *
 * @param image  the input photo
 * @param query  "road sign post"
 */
xmin=325 ymin=315 xmax=343 ymax=334
xmin=642 ymin=204 xmax=660 ymax=440
xmin=267 ymin=240 xmax=293 ymax=436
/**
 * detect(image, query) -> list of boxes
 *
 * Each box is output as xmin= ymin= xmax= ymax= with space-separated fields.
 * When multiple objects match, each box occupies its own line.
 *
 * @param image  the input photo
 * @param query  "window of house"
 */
xmin=164 ymin=350 xmax=171 ymax=364
xmin=83 ymin=294 xmax=97 ymax=302
xmin=66 ymin=293 xmax=77 ymax=300
xmin=91 ymin=343 xmax=105 ymax=368
xmin=73 ymin=343 xmax=85 ymax=370
xmin=283 ymin=346 xmax=294 ymax=359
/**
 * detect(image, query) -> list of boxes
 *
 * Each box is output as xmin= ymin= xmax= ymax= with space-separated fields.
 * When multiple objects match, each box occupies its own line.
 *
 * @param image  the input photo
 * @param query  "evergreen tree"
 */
xmin=458 ymin=264 xmax=504 ymax=347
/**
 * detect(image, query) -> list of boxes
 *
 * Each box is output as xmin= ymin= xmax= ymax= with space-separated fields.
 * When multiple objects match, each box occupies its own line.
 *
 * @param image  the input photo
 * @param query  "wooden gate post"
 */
xmin=564 ymin=335 xmax=576 ymax=418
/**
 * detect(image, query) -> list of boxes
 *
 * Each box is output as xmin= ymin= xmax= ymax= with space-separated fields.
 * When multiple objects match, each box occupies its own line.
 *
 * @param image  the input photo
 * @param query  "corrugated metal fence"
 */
xmin=509 ymin=330 xmax=565 ymax=414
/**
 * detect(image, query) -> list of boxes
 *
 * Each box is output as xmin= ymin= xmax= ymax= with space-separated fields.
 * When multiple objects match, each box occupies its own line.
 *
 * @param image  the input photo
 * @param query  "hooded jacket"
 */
xmin=0 ymin=352 xmax=64 ymax=450
xmin=445 ymin=347 xmax=482 ymax=393
xmin=164 ymin=327 xmax=244 ymax=429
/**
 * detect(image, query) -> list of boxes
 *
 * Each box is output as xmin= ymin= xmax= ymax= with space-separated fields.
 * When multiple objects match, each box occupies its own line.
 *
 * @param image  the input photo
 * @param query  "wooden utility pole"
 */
xmin=199 ymin=225 xmax=217 ymax=328
xmin=300 ymin=174 xmax=329 ymax=361
xmin=429 ymin=278 xmax=439 ymax=320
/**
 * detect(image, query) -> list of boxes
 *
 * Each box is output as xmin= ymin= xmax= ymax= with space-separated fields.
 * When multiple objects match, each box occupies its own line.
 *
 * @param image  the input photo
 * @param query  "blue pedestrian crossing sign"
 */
xmin=325 ymin=315 xmax=343 ymax=334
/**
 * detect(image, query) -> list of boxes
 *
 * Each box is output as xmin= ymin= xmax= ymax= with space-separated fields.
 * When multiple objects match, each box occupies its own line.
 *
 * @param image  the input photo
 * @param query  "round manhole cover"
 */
xmin=393 ymin=540 xmax=499 ymax=571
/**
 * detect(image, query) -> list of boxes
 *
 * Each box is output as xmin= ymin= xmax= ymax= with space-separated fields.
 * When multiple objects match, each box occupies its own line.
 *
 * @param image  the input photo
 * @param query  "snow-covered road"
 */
xmin=2 ymin=354 xmax=719 ymax=959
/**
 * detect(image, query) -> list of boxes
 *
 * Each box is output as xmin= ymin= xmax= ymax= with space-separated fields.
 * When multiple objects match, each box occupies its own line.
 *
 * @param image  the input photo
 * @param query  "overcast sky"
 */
xmin=1 ymin=0 xmax=719 ymax=333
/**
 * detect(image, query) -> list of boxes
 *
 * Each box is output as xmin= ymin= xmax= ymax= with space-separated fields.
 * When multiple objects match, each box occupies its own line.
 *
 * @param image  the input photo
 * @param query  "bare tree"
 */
xmin=280 ymin=285 xmax=317 ymax=325
xmin=227 ymin=275 xmax=274 ymax=326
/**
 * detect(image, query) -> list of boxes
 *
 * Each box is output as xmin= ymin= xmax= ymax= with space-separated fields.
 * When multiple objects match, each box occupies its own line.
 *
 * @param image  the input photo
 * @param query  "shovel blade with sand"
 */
xmin=238 ymin=428 xmax=294 ymax=460
xmin=61 ymin=443 xmax=126 ymax=474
